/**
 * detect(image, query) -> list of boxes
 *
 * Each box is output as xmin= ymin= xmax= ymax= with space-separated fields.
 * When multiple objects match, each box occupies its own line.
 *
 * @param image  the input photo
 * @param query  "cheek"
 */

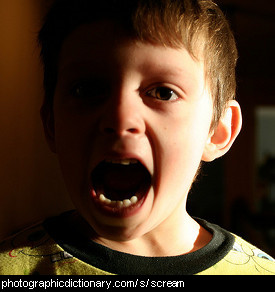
xmin=159 ymin=134 xmax=201 ymax=191
xmin=153 ymin=105 xmax=212 ymax=187
xmin=53 ymin=116 xmax=92 ymax=193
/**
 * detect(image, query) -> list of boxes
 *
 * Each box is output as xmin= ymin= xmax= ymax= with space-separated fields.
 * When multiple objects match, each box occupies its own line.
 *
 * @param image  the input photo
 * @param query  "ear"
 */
xmin=202 ymin=100 xmax=242 ymax=162
xmin=40 ymin=104 xmax=57 ymax=153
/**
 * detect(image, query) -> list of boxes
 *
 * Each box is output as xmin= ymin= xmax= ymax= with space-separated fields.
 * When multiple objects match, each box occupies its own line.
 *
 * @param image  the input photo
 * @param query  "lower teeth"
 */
xmin=98 ymin=194 xmax=138 ymax=208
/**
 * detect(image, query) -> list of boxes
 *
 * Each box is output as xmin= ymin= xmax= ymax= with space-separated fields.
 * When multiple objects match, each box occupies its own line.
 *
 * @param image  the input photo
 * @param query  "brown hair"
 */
xmin=39 ymin=0 xmax=237 ymax=128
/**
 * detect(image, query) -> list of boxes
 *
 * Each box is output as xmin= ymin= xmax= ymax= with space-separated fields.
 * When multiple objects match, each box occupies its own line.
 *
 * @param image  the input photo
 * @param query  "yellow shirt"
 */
xmin=0 ymin=212 xmax=274 ymax=275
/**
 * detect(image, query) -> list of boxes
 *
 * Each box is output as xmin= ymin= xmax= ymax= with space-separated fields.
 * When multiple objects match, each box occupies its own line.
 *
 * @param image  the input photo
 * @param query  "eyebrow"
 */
xmin=145 ymin=66 xmax=185 ymax=78
xmin=139 ymin=62 xmax=192 ymax=85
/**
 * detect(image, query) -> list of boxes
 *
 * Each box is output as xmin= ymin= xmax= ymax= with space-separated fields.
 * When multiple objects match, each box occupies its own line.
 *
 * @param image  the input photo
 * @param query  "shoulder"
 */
xmin=0 ymin=222 xmax=68 ymax=275
xmin=198 ymin=233 xmax=275 ymax=275
xmin=0 ymin=218 xmax=112 ymax=275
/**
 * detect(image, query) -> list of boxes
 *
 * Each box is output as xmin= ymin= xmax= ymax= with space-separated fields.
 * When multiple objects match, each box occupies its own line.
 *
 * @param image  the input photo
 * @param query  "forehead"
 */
xmin=57 ymin=21 xmax=205 ymax=89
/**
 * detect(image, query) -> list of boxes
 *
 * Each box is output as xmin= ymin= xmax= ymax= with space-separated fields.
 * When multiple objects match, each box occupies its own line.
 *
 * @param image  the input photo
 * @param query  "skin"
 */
xmin=42 ymin=21 xmax=242 ymax=257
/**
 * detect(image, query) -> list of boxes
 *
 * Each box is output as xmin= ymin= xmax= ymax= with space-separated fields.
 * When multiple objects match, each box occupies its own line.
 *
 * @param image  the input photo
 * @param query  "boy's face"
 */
xmin=50 ymin=21 xmax=214 ymax=241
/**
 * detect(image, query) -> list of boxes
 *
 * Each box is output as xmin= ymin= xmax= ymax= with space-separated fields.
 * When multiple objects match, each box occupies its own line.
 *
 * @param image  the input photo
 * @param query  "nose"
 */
xmin=99 ymin=91 xmax=145 ymax=137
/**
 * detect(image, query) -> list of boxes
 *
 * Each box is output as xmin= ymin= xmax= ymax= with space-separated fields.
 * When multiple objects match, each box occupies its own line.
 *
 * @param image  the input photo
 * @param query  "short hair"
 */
xmin=38 ymin=0 xmax=238 ymax=128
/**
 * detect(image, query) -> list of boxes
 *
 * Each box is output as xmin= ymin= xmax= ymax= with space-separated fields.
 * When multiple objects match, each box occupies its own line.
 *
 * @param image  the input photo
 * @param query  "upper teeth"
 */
xmin=105 ymin=159 xmax=138 ymax=165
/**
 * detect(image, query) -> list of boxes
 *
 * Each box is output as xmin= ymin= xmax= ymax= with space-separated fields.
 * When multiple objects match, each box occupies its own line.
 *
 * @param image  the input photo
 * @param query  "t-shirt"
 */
xmin=0 ymin=211 xmax=274 ymax=275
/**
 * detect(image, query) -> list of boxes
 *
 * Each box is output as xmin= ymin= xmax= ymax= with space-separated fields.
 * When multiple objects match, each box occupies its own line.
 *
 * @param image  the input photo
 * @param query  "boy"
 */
xmin=0 ymin=0 xmax=274 ymax=275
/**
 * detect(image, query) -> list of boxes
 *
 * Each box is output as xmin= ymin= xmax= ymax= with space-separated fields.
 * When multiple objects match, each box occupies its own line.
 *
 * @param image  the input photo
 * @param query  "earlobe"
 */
xmin=202 ymin=100 xmax=242 ymax=162
xmin=40 ymin=104 xmax=57 ymax=153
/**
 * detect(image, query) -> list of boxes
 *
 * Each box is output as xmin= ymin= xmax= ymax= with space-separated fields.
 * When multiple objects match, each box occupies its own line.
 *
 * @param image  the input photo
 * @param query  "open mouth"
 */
xmin=91 ymin=159 xmax=152 ymax=213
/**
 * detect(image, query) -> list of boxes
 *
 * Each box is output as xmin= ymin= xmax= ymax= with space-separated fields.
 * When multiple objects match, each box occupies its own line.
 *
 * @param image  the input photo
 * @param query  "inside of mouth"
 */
xmin=91 ymin=161 xmax=151 ymax=202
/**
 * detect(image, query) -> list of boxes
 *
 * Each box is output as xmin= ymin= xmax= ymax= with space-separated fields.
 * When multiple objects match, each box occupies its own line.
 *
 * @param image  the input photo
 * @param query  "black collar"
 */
xmin=43 ymin=211 xmax=234 ymax=275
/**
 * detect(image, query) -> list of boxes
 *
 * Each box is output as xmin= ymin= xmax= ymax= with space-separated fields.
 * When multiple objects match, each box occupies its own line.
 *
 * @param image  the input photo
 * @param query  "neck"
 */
xmin=71 ymin=211 xmax=212 ymax=257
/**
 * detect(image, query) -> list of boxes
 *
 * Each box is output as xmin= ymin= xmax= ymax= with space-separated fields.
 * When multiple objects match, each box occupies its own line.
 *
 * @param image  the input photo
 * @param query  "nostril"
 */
xmin=104 ymin=127 xmax=116 ymax=134
xmin=104 ymin=127 xmax=139 ymax=135
xmin=128 ymin=128 xmax=139 ymax=134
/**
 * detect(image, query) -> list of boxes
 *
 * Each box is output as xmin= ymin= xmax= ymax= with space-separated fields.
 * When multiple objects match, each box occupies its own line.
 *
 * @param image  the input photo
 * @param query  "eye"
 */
xmin=70 ymin=80 xmax=100 ymax=99
xmin=146 ymin=87 xmax=179 ymax=101
xmin=69 ymin=79 xmax=109 ymax=107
